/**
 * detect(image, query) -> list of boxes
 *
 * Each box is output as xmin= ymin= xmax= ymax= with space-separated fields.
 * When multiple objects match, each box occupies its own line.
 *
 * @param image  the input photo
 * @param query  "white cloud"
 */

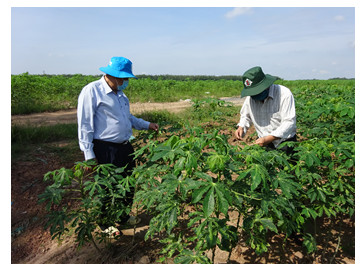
xmin=319 ymin=70 xmax=330 ymax=75
xmin=312 ymin=68 xmax=329 ymax=75
xmin=225 ymin=8 xmax=252 ymax=19
xmin=334 ymin=15 xmax=345 ymax=21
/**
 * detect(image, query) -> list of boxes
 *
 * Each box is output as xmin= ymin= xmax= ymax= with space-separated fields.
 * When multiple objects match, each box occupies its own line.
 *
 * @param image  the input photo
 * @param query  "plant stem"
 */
xmin=329 ymin=235 xmax=341 ymax=264
xmin=232 ymin=190 xmax=262 ymax=201
xmin=90 ymin=235 xmax=101 ymax=253
xmin=227 ymin=249 xmax=233 ymax=263
xmin=236 ymin=212 xmax=241 ymax=229
xmin=212 ymin=246 xmax=216 ymax=264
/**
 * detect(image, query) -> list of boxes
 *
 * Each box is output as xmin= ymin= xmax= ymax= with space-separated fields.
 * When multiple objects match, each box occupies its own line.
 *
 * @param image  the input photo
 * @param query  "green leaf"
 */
xmin=84 ymin=179 xmax=102 ymax=196
xmin=215 ymin=185 xmax=229 ymax=215
xmin=151 ymin=150 xmax=171 ymax=162
xmin=165 ymin=135 xmax=180 ymax=149
xmin=186 ymin=153 xmax=198 ymax=173
xmin=261 ymin=200 xmax=269 ymax=215
xmin=236 ymin=170 xmax=249 ymax=181
xmin=174 ymin=254 xmax=194 ymax=264
xmin=38 ymin=186 xmax=65 ymax=210
xmin=218 ymin=224 xmax=238 ymax=252
xmin=243 ymin=216 xmax=254 ymax=230
xmin=194 ymin=171 xmax=213 ymax=182
xmin=203 ymin=188 xmax=215 ymax=217
xmin=317 ymin=189 xmax=327 ymax=203
xmin=250 ymin=164 xmax=263 ymax=191
xmin=191 ymin=184 xmax=211 ymax=204
xmin=206 ymin=153 xmax=227 ymax=172
xmin=306 ymin=154 xmax=313 ymax=167
xmin=303 ymin=233 xmax=317 ymax=253
xmin=206 ymin=221 xmax=218 ymax=248
xmin=308 ymin=208 xmax=318 ymax=219
xmin=168 ymin=206 xmax=178 ymax=227
xmin=44 ymin=168 xmax=73 ymax=186
xmin=259 ymin=218 xmax=278 ymax=233
xmin=277 ymin=175 xmax=298 ymax=199
xmin=174 ymin=157 xmax=186 ymax=172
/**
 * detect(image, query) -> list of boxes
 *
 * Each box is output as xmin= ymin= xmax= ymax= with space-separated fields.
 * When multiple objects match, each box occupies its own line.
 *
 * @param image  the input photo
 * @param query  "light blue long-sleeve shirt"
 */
xmin=77 ymin=76 xmax=150 ymax=160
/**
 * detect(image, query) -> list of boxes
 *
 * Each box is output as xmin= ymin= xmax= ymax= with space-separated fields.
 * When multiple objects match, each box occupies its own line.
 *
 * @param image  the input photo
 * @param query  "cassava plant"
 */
xmin=132 ymin=127 xmax=310 ymax=263
xmin=38 ymin=160 xmax=136 ymax=251
xmin=132 ymin=108 xmax=354 ymax=263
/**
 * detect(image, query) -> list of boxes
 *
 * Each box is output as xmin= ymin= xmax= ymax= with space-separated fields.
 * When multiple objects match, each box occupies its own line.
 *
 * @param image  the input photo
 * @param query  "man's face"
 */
xmin=251 ymin=87 xmax=269 ymax=101
xmin=106 ymin=75 xmax=129 ymax=90
xmin=112 ymin=76 xmax=128 ymax=86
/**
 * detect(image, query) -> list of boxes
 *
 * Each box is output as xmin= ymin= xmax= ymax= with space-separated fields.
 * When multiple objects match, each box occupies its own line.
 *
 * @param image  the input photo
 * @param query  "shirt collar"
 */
xmin=267 ymin=85 xmax=275 ymax=100
xmin=101 ymin=76 xmax=115 ymax=94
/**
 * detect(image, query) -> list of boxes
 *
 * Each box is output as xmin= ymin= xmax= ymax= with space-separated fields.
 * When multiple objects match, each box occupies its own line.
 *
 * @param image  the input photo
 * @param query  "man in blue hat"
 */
xmin=77 ymin=56 xmax=159 ymax=234
xmin=235 ymin=66 xmax=297 ymax=154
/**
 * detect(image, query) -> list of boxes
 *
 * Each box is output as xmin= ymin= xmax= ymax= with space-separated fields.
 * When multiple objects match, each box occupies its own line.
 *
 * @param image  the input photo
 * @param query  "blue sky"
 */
xmin=11 ymin=6 xmax=355 ymax=80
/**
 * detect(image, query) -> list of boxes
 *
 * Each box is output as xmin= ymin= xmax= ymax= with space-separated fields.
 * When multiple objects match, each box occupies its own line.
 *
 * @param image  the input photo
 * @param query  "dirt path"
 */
xmin=11 ymin=97 xmax=245 ymax=126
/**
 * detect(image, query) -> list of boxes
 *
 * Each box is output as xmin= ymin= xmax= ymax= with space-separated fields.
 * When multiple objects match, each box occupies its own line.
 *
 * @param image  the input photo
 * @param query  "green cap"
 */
xmin=241 ymin=66 xmax=278 ymax=97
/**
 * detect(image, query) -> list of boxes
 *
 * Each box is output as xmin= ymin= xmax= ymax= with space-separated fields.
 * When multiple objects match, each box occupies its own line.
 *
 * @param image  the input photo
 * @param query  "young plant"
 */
xmin=38 ymin=160 xmax=134 ymax=251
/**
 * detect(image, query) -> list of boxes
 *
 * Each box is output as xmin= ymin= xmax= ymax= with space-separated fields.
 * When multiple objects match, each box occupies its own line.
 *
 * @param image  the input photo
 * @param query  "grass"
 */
xmin=12 ymin=123 xmax=78 ymax=144
xmin=135 ymin=110 xmax=184 ymax=128
xmin=11 ymin=123 xmax=79 ymax=161
xmin=134 ymin=100 xmax=240 ymax=129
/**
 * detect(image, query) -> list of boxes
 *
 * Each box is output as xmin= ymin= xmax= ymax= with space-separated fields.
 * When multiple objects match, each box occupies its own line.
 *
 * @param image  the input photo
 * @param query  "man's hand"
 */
xmin=149 ymin=123 xmax=159 ymax=132
xmin=255 ymin=137 xmax=267 ymax=147
xmin=235 ymin=126 xmax=245 ymax=140
xmin=255 ymin=135 xmax=279 ymax=147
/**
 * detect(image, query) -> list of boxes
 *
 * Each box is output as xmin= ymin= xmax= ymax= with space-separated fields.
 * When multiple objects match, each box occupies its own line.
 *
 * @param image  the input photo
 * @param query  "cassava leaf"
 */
xmin=250 ymin=164 xmax=262 ymax=191
xmin=259 ymin=218 xmax=278 ymax=233
xmin=215 ymin=185 xmax=229 ymax=215
xmin=192 ymin=184 xmax=211 ymax=204
xmin=203 ymin=188 xmax=215 ymax=217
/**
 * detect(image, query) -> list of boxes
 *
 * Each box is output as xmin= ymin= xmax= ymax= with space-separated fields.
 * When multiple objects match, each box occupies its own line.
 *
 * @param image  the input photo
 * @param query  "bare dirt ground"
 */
xmin=11 ymin=98 xmax=355 ymax=264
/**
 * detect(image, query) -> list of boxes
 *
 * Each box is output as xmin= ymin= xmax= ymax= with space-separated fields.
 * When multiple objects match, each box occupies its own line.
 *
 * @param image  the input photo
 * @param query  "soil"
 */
xmin=10 ymin=98 xmax=355 ymax=264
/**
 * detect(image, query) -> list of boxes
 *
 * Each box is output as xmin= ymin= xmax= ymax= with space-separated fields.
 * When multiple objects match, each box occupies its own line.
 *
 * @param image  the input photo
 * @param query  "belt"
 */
xmin=93 ymin=139 xmax=129 ymax=146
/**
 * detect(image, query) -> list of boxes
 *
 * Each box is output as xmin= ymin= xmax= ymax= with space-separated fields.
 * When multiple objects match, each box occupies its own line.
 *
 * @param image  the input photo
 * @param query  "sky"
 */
xmin=10 ymin=3 xmax=356 ymax=80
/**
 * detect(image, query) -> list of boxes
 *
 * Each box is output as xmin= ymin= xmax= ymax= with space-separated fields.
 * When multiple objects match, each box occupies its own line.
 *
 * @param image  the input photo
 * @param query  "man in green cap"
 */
xmin=235 ymin=66 xmax=297 ymax=154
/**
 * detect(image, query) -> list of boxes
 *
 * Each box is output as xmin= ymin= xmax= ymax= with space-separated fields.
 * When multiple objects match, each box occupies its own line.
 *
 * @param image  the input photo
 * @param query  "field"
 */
xmin=11 ymin=73 xmax=243 ymax=115
xmin=11 ymin=75 xmax=355 ymax=263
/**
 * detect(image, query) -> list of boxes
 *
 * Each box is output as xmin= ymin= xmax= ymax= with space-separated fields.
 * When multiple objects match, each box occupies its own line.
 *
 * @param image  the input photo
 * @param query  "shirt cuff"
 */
xmin=143 ymin=121 xmax=151 ymax=130
xmin=84 ymin=149 xmax=96 ymax=161
xmin=237 ymin=122 xmax=249 ymax=134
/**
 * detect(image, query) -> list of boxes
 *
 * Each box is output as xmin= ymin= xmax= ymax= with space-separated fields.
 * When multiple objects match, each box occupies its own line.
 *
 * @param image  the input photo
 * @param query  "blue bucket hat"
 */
xmin=99 ymin=57 xmax=136 ymax=78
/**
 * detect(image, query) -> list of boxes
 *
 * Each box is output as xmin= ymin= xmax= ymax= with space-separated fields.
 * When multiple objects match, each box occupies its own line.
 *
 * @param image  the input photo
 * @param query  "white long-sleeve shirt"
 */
xmin=237 ymin=84 xmax=296 ymax=148
xmin=77 ymin=76 xmax=150 ymax=160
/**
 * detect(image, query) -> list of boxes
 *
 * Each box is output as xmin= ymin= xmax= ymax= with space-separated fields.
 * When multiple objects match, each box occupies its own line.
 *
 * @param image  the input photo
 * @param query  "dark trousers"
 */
xmin=93 ymin=139 xmax=136 ymax=225
xmin=266 ymin=135 xmax=298 ymax=157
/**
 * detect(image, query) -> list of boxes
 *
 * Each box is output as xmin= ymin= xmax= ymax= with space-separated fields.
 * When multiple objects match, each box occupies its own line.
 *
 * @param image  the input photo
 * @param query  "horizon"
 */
xmin=10 ymin=72 xmax=355 ymax=81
